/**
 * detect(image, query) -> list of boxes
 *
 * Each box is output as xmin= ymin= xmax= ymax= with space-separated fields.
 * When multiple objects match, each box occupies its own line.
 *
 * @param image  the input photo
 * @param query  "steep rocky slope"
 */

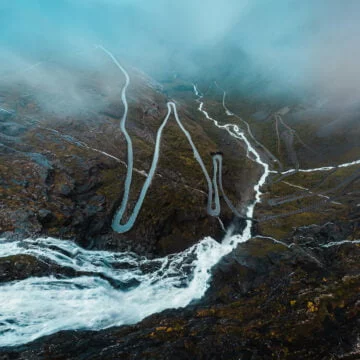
xmin=0 ymin=62 xmax=359 ymax=359
xmin=0 ymin=60 xmax=259 ymax=256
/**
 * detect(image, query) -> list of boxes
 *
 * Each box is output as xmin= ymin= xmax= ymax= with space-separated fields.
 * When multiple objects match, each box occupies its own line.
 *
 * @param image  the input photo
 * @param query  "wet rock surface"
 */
xmin=1 ymin=66 xmax=360 ymax=359
xmin=0 ymin=254 xmax=79 ymax=283
xmin=1 ymin=222 xmax=359 ymax=359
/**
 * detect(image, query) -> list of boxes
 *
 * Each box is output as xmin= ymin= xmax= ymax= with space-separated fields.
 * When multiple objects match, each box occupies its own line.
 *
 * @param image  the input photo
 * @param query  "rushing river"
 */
xmin=0 ymin=49 xmax=270 ymax=347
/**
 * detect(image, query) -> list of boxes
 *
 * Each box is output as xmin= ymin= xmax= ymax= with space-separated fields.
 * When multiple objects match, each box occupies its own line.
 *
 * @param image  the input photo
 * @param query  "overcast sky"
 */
xmin=1 ymin=0 xmax=360 ymax=104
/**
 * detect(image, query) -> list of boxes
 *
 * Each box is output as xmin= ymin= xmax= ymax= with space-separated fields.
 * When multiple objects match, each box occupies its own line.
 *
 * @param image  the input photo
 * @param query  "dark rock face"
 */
xmin=290 ymin=222 xmax=355 ymax=246
xmin=2 ymin=222 xmax=359 ymax=360
xmin=37 ymin=209 xmax=54 ymax=224
xmin=0 ymin=254 xmax=79 ymax=283
xmin=0 ymin=121 xmax=27 ymax=137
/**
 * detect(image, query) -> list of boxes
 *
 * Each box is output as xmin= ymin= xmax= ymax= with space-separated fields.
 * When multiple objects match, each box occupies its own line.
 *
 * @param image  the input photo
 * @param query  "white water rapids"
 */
xmin=0 ymin=54 xmax=272 ymax=347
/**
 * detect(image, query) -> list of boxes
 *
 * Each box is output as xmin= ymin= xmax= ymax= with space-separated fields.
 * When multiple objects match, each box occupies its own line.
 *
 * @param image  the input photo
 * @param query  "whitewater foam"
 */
xmin=0 ymin=62 xmax=270 ymax=348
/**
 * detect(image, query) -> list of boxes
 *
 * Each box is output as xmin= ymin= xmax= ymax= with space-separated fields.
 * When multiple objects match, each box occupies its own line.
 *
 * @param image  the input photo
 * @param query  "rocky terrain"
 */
xmin=0 ymin=60 xmax=359 ymax=359
xmin=1 ymin=222 xmax=359 ymax=359
xmin=0 ymin=60 xmax=259 ymax=256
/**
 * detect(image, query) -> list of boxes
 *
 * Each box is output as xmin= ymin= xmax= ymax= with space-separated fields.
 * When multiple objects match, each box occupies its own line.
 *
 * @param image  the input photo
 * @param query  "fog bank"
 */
xmin=1 ymin=0 xmax=360 ymax=105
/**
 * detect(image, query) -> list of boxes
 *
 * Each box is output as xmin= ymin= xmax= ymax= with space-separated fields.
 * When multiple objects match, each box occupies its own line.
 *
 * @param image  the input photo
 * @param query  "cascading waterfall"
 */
xmin=0 ymin=53 xmax=271 ymax=348
xmin=280 ymin=160 xmax=360 ymax=175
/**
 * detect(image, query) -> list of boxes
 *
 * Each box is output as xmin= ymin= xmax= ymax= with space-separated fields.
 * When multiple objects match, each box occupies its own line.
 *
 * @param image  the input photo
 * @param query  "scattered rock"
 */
xmin=37 ymin=209 xmax=53 ymax=224
xmin=2 ymin=230 xmax=359 ymax=359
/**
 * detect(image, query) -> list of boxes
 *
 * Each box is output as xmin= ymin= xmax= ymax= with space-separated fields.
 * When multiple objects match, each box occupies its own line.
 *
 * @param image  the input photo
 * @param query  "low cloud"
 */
xmin=1 ymin=0 xmax=360 ymax=109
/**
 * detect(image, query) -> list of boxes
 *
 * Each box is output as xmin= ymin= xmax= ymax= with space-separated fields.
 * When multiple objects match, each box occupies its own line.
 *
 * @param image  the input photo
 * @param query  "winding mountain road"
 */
xmin=212 ymin=83 xmax=283 ymax=170
xmin=98 ymin=48 xmax=257 ymax=233
xmin=0 ymin=50 xmax=276 ymax=348
xmin=192 ymin=84 xmax=269 ymax=205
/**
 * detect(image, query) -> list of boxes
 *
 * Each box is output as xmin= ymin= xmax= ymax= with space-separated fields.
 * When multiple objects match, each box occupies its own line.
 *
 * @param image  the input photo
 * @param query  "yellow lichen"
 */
xmin=155 ymin=327 xmax=167 ymax=331
xmin=307 ymin=301 xmax=318 ymax=313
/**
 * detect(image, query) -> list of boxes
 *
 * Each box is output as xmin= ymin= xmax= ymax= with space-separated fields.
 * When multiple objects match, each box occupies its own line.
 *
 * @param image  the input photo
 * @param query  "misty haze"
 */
xmin=0 ymin=1 xmax=359 ymax=359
